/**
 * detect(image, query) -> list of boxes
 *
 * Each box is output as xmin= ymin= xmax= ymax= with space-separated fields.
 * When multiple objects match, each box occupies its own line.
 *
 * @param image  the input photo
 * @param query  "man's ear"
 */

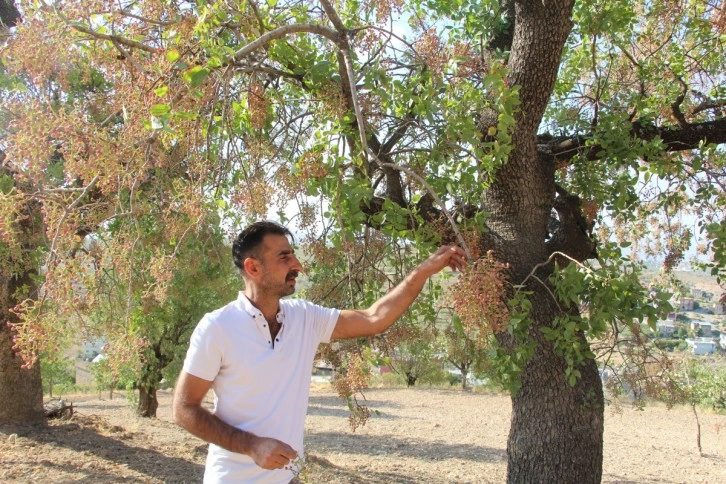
xmin=243 ymin=257 xmax=260 ymax=279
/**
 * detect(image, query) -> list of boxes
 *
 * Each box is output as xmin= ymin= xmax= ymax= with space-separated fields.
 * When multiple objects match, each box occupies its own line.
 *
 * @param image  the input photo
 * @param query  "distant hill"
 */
xmin=641 ymin=265 xmax=722 ymax=296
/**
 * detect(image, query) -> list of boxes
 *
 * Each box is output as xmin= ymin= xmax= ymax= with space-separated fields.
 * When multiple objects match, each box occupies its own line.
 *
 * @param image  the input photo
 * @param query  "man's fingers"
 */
xmin=445 ymin=246 xmax=468 ymax=272
xmin=280 ymin=447 xmax=298 ymax=460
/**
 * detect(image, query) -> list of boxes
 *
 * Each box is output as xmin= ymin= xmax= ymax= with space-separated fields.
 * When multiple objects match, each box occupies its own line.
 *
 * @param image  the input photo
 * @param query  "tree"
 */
xmin=131 ymin=235 xmax=238 ymax=417
xmin=0 ymin=0 xmax=44 ymax=426
xmin=40 ymin=353 xmax=75 ymax=399
xmin=658 ymin=359 xmax=726 ymax=455
xmin=443 ymin=318 xmax=484 ymax=390
xmin=2 ymin=1 xmax=725 ymax=482
xmin=384 ymin=322 xmax=440 ymax=387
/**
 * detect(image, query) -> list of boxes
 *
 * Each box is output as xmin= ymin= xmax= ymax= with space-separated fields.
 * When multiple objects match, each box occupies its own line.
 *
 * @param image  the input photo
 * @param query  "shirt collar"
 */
xmin=237 ymin=292 xmax=286 ymax=323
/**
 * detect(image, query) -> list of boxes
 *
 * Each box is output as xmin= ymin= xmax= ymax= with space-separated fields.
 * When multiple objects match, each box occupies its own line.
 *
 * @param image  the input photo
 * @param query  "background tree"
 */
xmin=383 ymin=322 xmax=441 ymax=387
xmin=130 ymin=234 xmax=238 ymax=417
xmin=657 ymin=358 xmax=726 ymax=455
xmin=443 ymin=317 xmax=485 ymax=390
xmin=1 ymin=1 xmax=724 ymax=482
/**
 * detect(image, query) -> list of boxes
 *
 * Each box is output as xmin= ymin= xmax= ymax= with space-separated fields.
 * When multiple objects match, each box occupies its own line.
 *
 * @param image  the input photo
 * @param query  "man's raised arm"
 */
xmin=331 ymin=245 xmax=467 ymax=340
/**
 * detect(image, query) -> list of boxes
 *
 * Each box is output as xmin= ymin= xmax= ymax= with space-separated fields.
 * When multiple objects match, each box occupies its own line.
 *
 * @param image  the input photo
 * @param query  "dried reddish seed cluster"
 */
xmin=446 ymin=252 xmax=510 ymax=342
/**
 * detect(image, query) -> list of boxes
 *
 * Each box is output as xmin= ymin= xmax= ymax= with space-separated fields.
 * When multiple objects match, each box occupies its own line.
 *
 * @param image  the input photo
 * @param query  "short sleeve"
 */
xmin=182 ymin=316 xmax=223 ymax=381
xmin=304 ymin=301 xmax=340 ymax=344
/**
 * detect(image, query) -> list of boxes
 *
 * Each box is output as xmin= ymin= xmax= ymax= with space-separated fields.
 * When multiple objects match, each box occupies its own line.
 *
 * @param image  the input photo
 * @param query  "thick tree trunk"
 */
xmin=136 ymin=346 xmax=165 ymax=418
xmin=405 ymin=373 xmax=417 ymax=387
xmin=0 ymin=6 xmax=40 ymax=427
xmin=0 ymin=0 xmax=21 ymax=28
xmin=137 ymin=385 xmax=159 ymax=418
xmin=0 ymin=273 xmax=44 ymax=425
xmin=474 ymin=1 xmax=604 ymax=480
xmin=506 ymin=292 xmax=604 ymax=483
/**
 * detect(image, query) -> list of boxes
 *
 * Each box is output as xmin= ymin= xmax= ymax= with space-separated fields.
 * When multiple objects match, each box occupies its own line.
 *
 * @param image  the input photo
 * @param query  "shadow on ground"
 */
xmin=306 ymin=430 xmax=505 ymax=464
xmin=305 ymin=453 xmax=421 ymax=483
xmin=2 ymin=419 xmax=204 ymax=482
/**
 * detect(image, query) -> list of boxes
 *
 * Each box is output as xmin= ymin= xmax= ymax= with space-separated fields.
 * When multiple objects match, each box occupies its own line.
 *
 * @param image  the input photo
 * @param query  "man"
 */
xmin=173 ymin=221 xmax=467 ymax=483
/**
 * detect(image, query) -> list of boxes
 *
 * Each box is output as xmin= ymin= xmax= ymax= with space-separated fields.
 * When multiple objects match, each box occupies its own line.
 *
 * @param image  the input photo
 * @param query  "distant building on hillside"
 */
xmin=685 ymin=337 xmax=717 ymax=355
xmin=692 ymin=288 xmax=704 ymax=299
xmin=713 ymin=302 xmax=726 ymax=315
xmin=690 ymin=321 xmax=713 ymax=337
xmin=680 ymin=298 xmax=695 ymax=311
xmin=720 ymin=333 xmax=726 ymax=349
xmin=81 ymin=338 xmax=106 ymax=361
xmin=657 ymin=320 xmax=677 ymax=337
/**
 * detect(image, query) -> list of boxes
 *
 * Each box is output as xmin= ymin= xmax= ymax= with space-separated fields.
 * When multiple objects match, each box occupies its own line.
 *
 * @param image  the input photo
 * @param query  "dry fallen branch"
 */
xmin=44 ymin=398 xmax=74 ymax=419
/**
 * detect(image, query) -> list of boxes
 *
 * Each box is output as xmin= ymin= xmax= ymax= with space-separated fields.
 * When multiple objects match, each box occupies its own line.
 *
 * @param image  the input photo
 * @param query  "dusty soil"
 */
xmin=1 ymin=384 xmax=725 ymax=483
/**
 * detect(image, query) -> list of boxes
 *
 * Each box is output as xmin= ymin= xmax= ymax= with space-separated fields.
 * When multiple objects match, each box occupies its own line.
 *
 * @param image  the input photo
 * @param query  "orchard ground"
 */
xmin=1 ymin=383 xmax=725 ymax=483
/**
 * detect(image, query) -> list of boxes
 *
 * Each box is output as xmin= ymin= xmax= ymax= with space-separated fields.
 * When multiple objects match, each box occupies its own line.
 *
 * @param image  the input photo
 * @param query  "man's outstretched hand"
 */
xmin=419 ymin=245 xmax=468 ymax=276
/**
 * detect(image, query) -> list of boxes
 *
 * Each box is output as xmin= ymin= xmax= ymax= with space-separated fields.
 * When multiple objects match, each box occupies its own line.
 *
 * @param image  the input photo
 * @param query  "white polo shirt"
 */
xmin=182 ymin=292 xmax=339 ymax=483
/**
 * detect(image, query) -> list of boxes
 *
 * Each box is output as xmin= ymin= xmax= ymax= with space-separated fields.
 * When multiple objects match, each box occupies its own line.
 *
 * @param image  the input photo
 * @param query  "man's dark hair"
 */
xmin=232 ymin=221 xmax=294 ymax=270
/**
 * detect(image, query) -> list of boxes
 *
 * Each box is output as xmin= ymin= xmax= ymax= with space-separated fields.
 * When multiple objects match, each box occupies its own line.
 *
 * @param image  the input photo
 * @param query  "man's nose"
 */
xmin=291 ymin=256 xmax=303 ymax=272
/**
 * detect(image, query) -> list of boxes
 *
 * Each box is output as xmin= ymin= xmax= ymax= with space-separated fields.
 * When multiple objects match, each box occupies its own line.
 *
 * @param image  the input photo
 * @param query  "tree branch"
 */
xmin=540 ymin=117 xmax=726 ymax=166
xmin=233 ymin=23 xmax=341 ymax=61
xmin=376 ymin=162 xmax=473 ymax=261
xmin=54 ymin=10 xmax=159 ymax=54
xmin=319 ymin=0 xmax=347 ymax=35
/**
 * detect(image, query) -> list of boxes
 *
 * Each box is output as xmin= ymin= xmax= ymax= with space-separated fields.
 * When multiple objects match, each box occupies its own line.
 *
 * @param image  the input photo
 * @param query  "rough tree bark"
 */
xmin=482 ymin=1 xmax=605 ymax=481
xmin=0 ymin=181 xmax=45 ymax=425
xmin=0 ymin=0 xmax=20 ymax=29
xmin=136 ymin=349 xmax=162 ymax=418
xmin=0 ymin=288 xmax=44 ymax=426
xmin=0 ymin=1 xmax=42 ymax=429
xmin=137 ymin=382 xmax=160 ymax=418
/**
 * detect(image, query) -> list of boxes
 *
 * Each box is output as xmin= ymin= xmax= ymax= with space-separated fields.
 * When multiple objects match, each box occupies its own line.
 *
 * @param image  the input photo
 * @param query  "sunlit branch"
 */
xmin=48 ymin=3 xmax=159 ymax=54
xmin=118 ymin=9 xmax=179 ymax=26
xmin=48 ymin=175 xmax=99 ymax=263
xmin=232 ymin=23 xmax=341 ymax=61
xmin=318 ymin=0 xmax=346 ymax=34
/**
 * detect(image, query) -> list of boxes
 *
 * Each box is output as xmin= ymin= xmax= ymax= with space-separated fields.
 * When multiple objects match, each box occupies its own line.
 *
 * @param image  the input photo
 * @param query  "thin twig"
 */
xmin=118 ymin=9 xmax=179 ymax=26
xmin=530 ymin=274 xmax=563 ymax=312
xmin=519 ymin=250 xmax=590 ymax=288
xmin=375 ymin=160 xmax=473 ymax=261
xmin=48 ymin=3 xmax=158 ymax=54
xmin=48 ymin=175 xmax=99 ymax=262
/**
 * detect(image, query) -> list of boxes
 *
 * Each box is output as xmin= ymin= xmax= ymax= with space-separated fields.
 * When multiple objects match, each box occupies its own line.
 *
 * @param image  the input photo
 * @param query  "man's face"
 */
xmin=256 ymin=234 xmax=302 ymax=297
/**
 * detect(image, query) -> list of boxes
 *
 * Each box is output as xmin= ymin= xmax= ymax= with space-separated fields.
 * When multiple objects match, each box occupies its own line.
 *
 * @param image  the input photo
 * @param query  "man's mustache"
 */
xmin=286 ymin=271 xmax=299 ymax=279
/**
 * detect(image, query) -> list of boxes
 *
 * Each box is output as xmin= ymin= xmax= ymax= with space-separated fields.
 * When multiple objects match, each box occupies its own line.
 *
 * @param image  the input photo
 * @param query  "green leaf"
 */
xmin=150 ymin=104 xmax=171 ymax=116
xmin=0 ymin=174 xmax=15 ymax=194
xmin=183 ymin=66 xmax=210 ymax=87
xmin=167 ymin=49 xmax=180 ymax=62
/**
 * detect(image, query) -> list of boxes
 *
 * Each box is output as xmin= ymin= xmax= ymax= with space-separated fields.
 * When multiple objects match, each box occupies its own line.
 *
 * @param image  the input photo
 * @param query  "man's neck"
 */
xmin=243 ymin=288 xmax=280 ymax=321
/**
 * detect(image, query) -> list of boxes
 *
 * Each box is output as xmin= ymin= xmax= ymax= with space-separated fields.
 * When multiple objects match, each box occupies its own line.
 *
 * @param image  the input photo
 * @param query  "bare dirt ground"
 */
xmin=1 ymin=383 xmax=725 ymax=483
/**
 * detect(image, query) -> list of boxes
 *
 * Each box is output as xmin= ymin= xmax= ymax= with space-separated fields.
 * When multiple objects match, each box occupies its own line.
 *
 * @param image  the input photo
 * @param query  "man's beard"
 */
xmin=262 ymin=270 xmax=298 ymax=297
